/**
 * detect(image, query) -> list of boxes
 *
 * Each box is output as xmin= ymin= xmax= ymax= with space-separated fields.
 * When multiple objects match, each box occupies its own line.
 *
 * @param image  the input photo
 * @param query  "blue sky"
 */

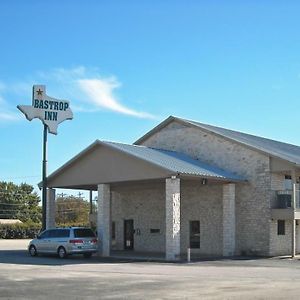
xmin=1 ymin=1 xmax=300 ymax=196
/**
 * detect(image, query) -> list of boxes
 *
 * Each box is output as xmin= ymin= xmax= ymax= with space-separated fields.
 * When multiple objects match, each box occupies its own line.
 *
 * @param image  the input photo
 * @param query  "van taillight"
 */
xmin=91 ymin=239 xmax=97 ymax=244
xmin=69 ymin=239 xmax=84 ymax=244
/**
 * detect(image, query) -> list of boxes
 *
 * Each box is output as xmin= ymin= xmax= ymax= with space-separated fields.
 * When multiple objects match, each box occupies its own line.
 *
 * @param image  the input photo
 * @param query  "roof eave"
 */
xmin=134 ymin=115 xmax=176 ymax=145
xmin=39 ymin=140 xmax=102 ymax=188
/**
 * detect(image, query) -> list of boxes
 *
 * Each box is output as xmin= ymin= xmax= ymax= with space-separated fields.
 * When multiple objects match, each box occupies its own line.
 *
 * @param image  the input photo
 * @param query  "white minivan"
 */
xmin=28 ymin=227 xmax=98 ymax=258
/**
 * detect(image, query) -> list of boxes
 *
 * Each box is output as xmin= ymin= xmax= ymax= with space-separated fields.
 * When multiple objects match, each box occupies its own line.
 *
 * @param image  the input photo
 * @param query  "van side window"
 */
xmin=58 ymin=229 xmax=70 ymax=238
xmin=39 ymin=230 xmax=50 ymax=239
xmin=49 ymin=230 xmax=59 ymax=238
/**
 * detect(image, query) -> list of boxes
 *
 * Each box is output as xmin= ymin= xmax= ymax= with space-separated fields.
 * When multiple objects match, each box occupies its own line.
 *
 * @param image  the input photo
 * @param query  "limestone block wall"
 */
xmin=165 ymin=178 xmax=181 ymax=260
xmin=46 ymin=188 xmax=56 ymax=229
xmin=269 ymin=220 xmax=292 ymax=256
xmin=111 ymin=180 xmax=224 ymax=256
xmin=223 ymin=184 xmax=236 ymax=256
xmin=111 ymin=183 xmax=165 ymax=252
xmin=181 ymin=182 xmax=223 ymax=256
xmin=140 ymin=120 xmax=272 ymax=255
xmin=269 ymin=172 xmax=292 ymax=256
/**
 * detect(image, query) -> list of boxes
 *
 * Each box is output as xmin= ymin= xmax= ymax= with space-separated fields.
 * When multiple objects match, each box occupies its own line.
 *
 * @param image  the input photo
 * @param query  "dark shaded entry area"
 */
xmin=124 ymin=219 xmax=134 ymax=250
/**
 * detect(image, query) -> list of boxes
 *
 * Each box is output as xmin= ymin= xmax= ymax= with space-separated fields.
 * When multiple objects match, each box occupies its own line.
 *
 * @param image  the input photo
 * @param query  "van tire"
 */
xmin=57 ymin=246 xmax=67 ymax=259
xmin=29 ymin=245 xmax=37 ymax=257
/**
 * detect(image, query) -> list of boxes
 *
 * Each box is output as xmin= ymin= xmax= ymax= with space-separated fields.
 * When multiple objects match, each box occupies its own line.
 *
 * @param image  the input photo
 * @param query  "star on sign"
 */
xmin=36 ymin=89 xmax=43 ymax=96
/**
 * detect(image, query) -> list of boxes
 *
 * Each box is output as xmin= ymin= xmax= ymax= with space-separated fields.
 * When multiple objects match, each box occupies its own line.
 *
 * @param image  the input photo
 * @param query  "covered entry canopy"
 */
xmin=45 ymin=140 xmax=245 ymax=190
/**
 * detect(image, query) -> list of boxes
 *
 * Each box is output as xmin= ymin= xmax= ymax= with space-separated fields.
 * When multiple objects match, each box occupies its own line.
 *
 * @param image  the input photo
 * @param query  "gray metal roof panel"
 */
xmin=103 ymin=141 xmax=244 ymax=181
xmin=181 ymin=118 xmax=300 ymax=166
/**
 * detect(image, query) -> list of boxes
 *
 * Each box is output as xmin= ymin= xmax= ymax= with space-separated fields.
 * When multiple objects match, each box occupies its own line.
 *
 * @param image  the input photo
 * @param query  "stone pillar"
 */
xmin=165 ymin=177 xmax=181 ymax=261
xmin=223 ymin=183 xmax=236 ymax=256
xmin=97 ymin=184 xmax=111 ymax=256
xmin=46 ymin=188 xmax=56 ymax=229
xmin=292 ymin=182 xmax=298 ymax=258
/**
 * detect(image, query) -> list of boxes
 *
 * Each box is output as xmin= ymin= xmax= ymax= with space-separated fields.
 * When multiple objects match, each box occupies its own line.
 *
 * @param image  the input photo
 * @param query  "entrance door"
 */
xmin=124 ymin=219 xmax=134 ymax=250
xmin=189 ymin=220 xmax=200 ymax=249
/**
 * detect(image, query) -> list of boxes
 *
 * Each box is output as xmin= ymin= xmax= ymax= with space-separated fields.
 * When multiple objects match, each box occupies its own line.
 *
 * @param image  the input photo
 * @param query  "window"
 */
xmin=49 ymin=230 xmax=59 ymax=238
xmin=277 ymin=220 xmax=285 ymax=235
xmin=189 ymin=220 xmax=200 ymax=248
xmin=112 ymin=222 xmax=116 ymax=240
xmin=150 ymin=229 xmax=160 ymax=234
xmin=284 ymin=175 xmax=292 ymax=190
xmin=56 ymin=229 xmax=70 ymax=238
xmin=39 ymin=230 xmax=50 ymax=239
xmin=74 ymin=228 xmax=95 ymax=238
xmin=47 ymin=229 xmax=70 ymax=238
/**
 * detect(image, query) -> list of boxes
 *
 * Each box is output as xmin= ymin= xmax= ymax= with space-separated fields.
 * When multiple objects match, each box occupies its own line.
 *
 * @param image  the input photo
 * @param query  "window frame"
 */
xmin=277 ymin=220 xmax=285 ymax=235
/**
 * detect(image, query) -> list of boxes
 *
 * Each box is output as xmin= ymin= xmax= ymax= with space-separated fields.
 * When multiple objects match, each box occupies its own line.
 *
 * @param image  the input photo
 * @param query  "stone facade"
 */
xmin=223 ymin=184 xmax=236 ymax=256
xmin=165 ymin=178 xmax=181 ymax=260
xmin=110 ymin=180 xmax=225 ymax=256
xmin=46 ymin=188 xmax=56 ymax=229
xmin=139 ymin=120 xmax=272 ymax=256
xmin=97 ymin=184 xmax=111 ymax=256
xmin=111 ymin=183 xmax=166 ymax=253
xmin=94 ymin=120 xmax=297 ymax=257
xmin=270 ymin=219 xmax=292 ymax=256
xmin=181 ymin=182 xmax=223 ymax=256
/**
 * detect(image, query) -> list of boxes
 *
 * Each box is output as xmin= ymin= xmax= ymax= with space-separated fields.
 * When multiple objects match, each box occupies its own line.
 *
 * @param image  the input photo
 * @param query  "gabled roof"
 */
xmin=45 ymin=140 xmax=244 ymax=187
xmin=135 ymin=116 xmax=300 ymax=166
xmin=104 ymin=141 xmax=243 ymax=181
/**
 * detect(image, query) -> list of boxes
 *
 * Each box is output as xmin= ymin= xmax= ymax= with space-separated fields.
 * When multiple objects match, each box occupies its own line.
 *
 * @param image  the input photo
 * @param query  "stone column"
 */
xmin=46 ymin=188 xmax=56 ymax=229
xmin=223 ymin=183 xmax=236 ymax=256
xmin=292 ymin=182 xmax=298 ymax=258
xmin=97 ymin=184 xmax=111 ymax=256
xmin=165 ymin=177 xmax=181 ymax=261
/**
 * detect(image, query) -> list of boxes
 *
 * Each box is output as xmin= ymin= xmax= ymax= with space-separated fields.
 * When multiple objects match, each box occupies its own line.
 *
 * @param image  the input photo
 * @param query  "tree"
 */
xmin=0 ymin=181 xmax=41 ymax=223
xmin=55 ymin=195 xmax=90 ymax=226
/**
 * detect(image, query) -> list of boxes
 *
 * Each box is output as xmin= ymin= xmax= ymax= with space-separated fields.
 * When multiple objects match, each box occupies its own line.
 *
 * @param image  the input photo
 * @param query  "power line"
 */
xmin=0 ymin=175 xmax=40 ymax=180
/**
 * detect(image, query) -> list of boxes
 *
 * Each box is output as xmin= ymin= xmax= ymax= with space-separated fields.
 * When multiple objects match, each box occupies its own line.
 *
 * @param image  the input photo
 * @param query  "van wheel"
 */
xmin=83 ymin=253 xmax=92 ymax=258
xmin=57 ymin=247 xmax=67 ymax=259
xmin=29 ymin=245 xmax=37 ymax=257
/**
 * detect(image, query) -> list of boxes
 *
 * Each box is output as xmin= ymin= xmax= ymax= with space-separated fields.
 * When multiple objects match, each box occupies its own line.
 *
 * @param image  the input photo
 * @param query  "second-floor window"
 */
xmin=284 ymin=175 xmax=292 ymax=190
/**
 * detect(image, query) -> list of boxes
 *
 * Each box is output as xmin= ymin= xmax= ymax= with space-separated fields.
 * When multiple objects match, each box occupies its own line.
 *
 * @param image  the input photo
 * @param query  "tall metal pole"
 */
xmin=42 ymin=124 xmax=48 ymax=231
xmin=292 ymin=183 xmax=296 ymax=258
xmin=89 ymin=190 xmax=93 ymax=214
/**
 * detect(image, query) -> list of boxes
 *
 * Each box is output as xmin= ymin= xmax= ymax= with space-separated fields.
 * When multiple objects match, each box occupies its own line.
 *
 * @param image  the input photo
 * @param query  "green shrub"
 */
xmin=0 ymin=222 xmax=41 ymax=239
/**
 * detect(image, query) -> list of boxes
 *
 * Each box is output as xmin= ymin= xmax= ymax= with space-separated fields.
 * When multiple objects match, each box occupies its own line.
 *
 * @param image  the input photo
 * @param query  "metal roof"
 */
xmin=180 ymin=118 xmax=300 ymax=166
xmin=102 ymin=141 xmax=244 ymax=181
xmin=135 ymin=116 xmax=300 ymax=167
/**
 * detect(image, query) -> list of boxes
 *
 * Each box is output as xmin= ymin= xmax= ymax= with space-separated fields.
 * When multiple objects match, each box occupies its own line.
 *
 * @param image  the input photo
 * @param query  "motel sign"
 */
xmin=17 ymin=85 xmax=73 ymax=230
xmin=17 ymin=85 xmax=73 ymax=134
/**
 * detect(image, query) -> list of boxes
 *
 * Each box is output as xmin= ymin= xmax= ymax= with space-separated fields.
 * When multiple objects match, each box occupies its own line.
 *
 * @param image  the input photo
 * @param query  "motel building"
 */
xmin=44 ymin=116 xmax=300 ymax=260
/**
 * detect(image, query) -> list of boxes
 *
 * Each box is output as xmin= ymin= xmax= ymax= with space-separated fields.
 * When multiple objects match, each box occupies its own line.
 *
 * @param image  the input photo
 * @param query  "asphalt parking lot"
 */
xmin=1 ymin=240 xmax=300 ymax=299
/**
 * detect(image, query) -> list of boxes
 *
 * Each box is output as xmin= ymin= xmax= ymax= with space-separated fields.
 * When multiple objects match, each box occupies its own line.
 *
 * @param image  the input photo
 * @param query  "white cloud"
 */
xmin=33 ymin=66 xmax=155 ymax=118
xmin=0 ymin=83 xmax=20 ymax=121
xmin=77 ymin=78 xmax=155 ymax=119
xmin=0 ymin=111 xmax=20 ymax=121
xmin=0 ymin=66 xmax=156 ymax=122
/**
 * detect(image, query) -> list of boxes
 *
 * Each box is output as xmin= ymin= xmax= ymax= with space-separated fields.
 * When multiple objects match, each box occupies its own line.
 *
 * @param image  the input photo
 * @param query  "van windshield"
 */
xmin=74 ymin=228 xmax=95 ymax=238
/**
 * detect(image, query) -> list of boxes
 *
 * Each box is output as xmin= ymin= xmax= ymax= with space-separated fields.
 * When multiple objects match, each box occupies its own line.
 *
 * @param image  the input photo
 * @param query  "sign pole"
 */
xmin=42 ymin=124 xmax=48 ymax=231
xmin=17 ymin=85 xmax=73 ymax=231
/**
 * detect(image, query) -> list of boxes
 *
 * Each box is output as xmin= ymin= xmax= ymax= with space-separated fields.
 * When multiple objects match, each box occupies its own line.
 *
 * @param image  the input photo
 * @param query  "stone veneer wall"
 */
xmin=111 ymin=183 xmax=166 ymax=252
xmin=269 ymin=172 xmax=292 ymax=256
xmin=110 ymin=181 xmax=224 ymax=255
xmin=269 ymin=219 xmax=292 ymax=255
xmin=139 ymin=120 xmax=272 ymax=256
xmin=181 ymin=182 xmax=223 ymax=255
